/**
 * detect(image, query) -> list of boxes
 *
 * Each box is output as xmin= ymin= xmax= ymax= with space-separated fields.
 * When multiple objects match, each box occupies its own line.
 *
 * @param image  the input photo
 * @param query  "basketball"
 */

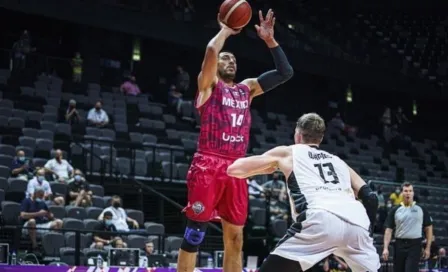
xmin=219 ymin=0 xmax=252 ymax=29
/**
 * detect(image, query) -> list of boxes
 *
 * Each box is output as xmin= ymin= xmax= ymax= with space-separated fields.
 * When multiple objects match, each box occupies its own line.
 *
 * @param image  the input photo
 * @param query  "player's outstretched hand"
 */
xmin=255 ymin=9 xmax=275 ymax=41
xmin=218 ymin=14 xmax=242 ymax=35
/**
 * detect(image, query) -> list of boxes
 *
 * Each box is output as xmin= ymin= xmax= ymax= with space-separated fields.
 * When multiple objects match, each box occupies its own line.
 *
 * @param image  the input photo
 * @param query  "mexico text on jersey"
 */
xmin=195 ymin=80 xmax=251 ymax=158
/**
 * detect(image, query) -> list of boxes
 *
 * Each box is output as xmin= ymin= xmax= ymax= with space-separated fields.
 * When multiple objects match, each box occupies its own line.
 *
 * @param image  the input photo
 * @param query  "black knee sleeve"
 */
xmin=180 ymin=219 xmax=208 ymax=253
xmin=358 ymin=184 xmax=379 ymax=235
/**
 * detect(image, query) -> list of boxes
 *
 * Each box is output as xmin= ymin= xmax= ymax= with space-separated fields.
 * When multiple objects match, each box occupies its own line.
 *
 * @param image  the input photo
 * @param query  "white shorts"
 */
xmin=22 ymin=221 xmax=53 ymax=237
xmin=271 ymin=209 xmax=380 ymax=272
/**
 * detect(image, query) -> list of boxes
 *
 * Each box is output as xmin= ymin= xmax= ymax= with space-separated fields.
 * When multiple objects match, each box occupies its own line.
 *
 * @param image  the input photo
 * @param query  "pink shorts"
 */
xmin=184 ymin=152 xmax=248 ymax=226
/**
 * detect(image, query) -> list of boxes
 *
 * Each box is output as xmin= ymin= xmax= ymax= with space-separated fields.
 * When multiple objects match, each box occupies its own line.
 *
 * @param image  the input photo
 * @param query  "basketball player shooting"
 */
xmin=176 ymin=8 xmax=293 ymax=272
xmin=227 ymin=113 xmax=381 ymax=272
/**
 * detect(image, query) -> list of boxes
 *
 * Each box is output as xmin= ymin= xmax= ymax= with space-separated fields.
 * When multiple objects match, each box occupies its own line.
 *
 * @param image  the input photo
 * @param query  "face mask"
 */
xmin=74 ymin=175 xmax=82 ymax=181
xmin=105 ymin=219 xmax=112 ymax=226
xmin=95 ymin=107 xmax=101 ymax=111
xmin=396 ymin=190 xmax=400 ymax=194
xmin=387 ymin=204 xmax=392 ymax=208
xmin=35 ymin=198 xmax=43 ymax=202
xmin=377 ymin=190 xmax=382 ymax=194
xmin=113 ymin=202 xmax=121 ymax=208
xmin=37 ymin=176 xmax=45 ymax=182
xmin=18 ymin=156 xmax=26 ymax=162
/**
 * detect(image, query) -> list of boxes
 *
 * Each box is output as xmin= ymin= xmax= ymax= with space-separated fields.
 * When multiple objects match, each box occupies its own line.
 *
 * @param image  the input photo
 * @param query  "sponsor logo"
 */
xmin=222 ymin=132 xmax=244 ymax=143
xmin=192 ymin=201 xmax=205 ymax=214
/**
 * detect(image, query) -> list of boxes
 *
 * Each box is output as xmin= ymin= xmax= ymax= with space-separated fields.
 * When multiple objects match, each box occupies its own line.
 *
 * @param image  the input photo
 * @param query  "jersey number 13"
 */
xmin=314 ymin=163 xmax=340 ymax=184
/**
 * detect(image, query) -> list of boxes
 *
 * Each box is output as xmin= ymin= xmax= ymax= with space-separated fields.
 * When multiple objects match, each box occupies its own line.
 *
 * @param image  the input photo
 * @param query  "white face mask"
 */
xmin=387 ymin=204 xmax=392 ymax=208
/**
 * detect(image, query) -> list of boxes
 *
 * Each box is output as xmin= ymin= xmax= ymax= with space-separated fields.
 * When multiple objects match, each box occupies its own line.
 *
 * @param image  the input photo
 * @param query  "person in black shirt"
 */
xmin=68 ymin=170 xmax=92 ymax=207
xmin=20 ymin=188 xmax=63 ymax=250
xmin=91 ymin=211 xmax=118 ymax=250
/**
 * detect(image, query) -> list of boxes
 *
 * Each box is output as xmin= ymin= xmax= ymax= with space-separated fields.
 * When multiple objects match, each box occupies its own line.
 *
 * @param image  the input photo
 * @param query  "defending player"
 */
xmin=177 ymin=9 xmax=293 ymax=272
xmin=227 ymin=113 xmax=380 ymax=272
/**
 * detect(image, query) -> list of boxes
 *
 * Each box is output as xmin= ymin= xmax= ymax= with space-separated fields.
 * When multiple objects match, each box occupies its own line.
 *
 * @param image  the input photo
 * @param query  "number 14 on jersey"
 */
xmin=230 ymin=113 xmax=244 ymax=127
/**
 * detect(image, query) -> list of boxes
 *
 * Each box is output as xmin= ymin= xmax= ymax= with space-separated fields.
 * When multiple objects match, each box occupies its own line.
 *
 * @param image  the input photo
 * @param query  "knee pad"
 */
xmin=180 ymin=220 xmax=208 ymax=253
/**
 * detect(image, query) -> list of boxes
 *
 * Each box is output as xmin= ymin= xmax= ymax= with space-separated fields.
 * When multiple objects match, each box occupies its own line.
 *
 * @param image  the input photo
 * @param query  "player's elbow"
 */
xmin=227 ymin=164 xmax=245 ymax=178
xmin=282 ymin=65 xmax=294 ymax=81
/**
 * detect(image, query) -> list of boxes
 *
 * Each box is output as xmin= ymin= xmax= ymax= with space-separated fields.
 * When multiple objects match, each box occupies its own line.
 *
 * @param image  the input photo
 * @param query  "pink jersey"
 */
xmin=195 ymin=80 xmax=252 ymax=158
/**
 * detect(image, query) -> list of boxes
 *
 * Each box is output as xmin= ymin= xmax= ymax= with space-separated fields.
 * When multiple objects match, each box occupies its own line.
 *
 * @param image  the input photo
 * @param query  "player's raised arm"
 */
xmin=198 ymin=17 xmax=240 ymax=91
xmin=348 ymin=166 xmax=378 ymax=235
xmin=227 ymin=146 xmax=290 ymax=178
xmin=242 ymin=9 xmax=294 ymax=98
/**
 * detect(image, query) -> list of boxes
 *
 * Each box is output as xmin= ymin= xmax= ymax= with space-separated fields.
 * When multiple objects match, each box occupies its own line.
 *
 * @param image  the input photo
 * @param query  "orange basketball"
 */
xmin=219 ymin=0 xmax=252 ymax=29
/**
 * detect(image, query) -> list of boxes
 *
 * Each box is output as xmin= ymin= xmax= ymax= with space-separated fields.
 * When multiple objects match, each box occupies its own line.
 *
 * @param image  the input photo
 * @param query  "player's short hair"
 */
xmin=296 ymin=113 xmax=326 ymax=143
xmin=401 ymin=181 xmax=413 ymax=191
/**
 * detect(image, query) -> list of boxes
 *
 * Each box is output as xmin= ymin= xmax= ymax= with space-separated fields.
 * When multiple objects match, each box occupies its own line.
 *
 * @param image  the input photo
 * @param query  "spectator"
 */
xmin=91 ymin=211 xmax=118 ymax=250
xmin=11 ymin=30 xmax=35 ymax=73
xmin=65 ymin=99 xmax=80 ymax=125
xmin=20 ymin=187 xmax=63 ymax=250
xmin=112 ymin=237 xmax=127 ymax=248
xmin=323 ymin=254 xmax=348 ymax=272
xmin=389 ymin=186 xmax=403 ymax=206
xmin=248 ymin=178 xmax=265 ymax=199
xmin=330 ymin=112 xmax=357 ymax=133
xmin=269 ymin=199 xmax=288 ymax=221
xmin=98 ymin=195 xmax=140 ymax=232
xmin=44 ymin=149 xmax=74 ymax=183
xmin=175 ymin=65 xmax=190 ymax=93
xmin=262 ymin=172 xmax=286 ymax=201
xmin=71 ymin=52 xmax=83 ymax=83
xmin=120 ymin=76 xmax=141 ymax=96
xmin=143 ymin=241 xmax=154 ymax=256
xmin=26 ymin=169 xmax=65 ymax=206
xmin=87 ymin=101 xmax=109 ymax=127
xmin=168 ymin=84 xmax=183 ymax=113
xmin=11 ymin=150 xmax=34 ymax=180
xmin=68 ymin=170 xmax=92 ymax=207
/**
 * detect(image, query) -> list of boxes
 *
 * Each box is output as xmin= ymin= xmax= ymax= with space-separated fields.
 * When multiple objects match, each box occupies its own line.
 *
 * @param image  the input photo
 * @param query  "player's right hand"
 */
xmin=382 ymin=248 xmax=389 ymax=260
xmin=217 ymin=14 xmax=242 ymax=35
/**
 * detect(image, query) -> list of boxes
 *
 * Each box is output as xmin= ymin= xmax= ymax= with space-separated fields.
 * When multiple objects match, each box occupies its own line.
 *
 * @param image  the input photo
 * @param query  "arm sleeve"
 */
xmin=384 ymin=206 xmax=398 ymax=229
xmin=422 ymin=206 xmax=433 ymax=227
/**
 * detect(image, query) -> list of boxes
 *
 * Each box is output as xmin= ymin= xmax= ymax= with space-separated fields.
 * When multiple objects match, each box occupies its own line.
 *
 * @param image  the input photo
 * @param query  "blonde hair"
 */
xmin=296 ymin=113 xmax=326 ymax=144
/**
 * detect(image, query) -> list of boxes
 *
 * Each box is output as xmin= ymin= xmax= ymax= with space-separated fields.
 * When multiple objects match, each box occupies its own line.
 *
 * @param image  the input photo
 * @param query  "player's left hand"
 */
xmin=255 ymin=9 xmax=276 ymax=42
xmin=422 ymin=247 xmax=431 ymax=260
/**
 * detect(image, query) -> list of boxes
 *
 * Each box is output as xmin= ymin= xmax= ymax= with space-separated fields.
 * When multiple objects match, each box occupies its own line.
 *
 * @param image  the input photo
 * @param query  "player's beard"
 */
xmin=218 ymin=70 xmax=236 ymax=82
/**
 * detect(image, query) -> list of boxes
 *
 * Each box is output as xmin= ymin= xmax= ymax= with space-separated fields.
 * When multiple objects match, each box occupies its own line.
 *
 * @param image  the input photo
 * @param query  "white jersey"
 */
xmin=287 ymin=144 xmax=370 ymax=230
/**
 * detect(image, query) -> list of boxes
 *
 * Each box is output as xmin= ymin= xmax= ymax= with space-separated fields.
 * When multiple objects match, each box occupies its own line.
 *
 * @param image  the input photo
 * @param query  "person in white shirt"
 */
xmin=227 ymin=113 xmax=380 ymax=272
xmin=87 ymin=100 xmax=109 ymax=127
xmin=98 ymin=195 xmax=140 ymax=232
xmin=26 ymin=169 xmax=65 ymax=206
xmin=44 ymin=149 xmax=74 ymax=183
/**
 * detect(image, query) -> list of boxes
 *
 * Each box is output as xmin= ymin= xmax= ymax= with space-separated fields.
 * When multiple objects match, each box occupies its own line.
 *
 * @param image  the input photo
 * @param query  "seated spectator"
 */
xmin=120 ymin=76 xmax=141 ymax=96
xmin=68 ymin=170 xmax=92 ymax=207
xmin=44 ymin=149 xmax=73 ymax=183
xmin=389 ymin=186 xmax=403 ymax=206
xmin=330 ymin=112 xmax=357 ymax=133
xmin=87 ymin=100 xmax=109 ymax=127
xmin=91 ymin=211 xmax=118 ymax=250
xmin=20 ymin=187 xmax=63 ymax=250
xmin=248 ymin=178 xmax=265 ymax=199
xmin=98 ymin=195 xmax=140 ymax=232
xmin=262 ymin=173 xmax=286 ymax=201
xmin=323 ymin=254 xmax=348 ymax=272
xmin=112 ymin=237 xmax=127 ymax=248
xmin=168 ymin=84 xmax=183 ymax=113
xmin=143 ymin=241 xmax=154 ymax=256
xmin=11 ymin=149 xmax=34 ymax=180
xmin=65 ymin=99 xmax=80 ymax=125
xmin=269 ymin=199 xmax=288 ymax=221
xmin=26 ymin=169 xmax=65 ymax=206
